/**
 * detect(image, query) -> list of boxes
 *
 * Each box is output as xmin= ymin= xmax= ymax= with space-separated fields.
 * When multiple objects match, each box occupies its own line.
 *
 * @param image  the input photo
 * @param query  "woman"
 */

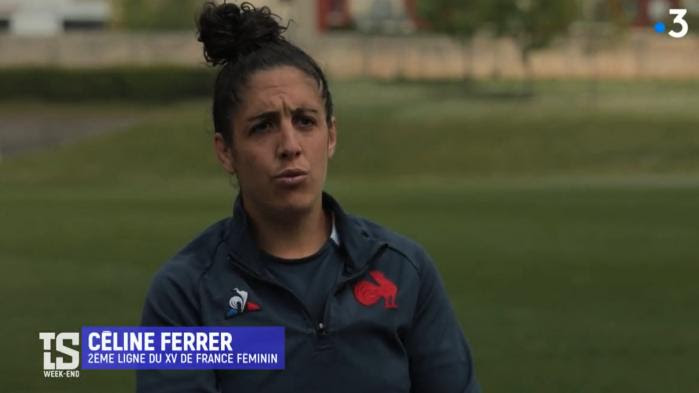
xmin=138 ymin=2 xmax=480 ymax=392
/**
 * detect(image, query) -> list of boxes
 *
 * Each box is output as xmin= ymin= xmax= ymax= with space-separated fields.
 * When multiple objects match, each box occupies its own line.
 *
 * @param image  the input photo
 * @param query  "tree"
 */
xmin=118 ymin=0 xmax=203 ymax=30
xmin=577 ymin=0 xmax=632 ymax=104
xmin=417 ymin=0 xmax=577 ymax=84
xmin=483 ymin=0 xmax=578 ymax=83
xmin=416 ymin=0 xmax=488 ymax=79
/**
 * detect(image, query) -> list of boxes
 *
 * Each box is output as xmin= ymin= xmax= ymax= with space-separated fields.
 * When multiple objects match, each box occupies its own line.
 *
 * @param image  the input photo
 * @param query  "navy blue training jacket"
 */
xmin=138 ymin=192 xmax=480 ymax=393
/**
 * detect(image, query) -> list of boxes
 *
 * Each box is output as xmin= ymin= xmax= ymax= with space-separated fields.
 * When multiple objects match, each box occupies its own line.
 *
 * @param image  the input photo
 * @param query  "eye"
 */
xmin=250 ymin=121 xmax=272 ymax=135
xmin=295 ymin=115 xmax=316 ymax=129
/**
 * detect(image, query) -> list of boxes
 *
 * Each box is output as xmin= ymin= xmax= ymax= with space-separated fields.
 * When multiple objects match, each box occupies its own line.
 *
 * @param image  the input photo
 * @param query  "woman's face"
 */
xmin=214 ymin=66 xmax=336 ymax=218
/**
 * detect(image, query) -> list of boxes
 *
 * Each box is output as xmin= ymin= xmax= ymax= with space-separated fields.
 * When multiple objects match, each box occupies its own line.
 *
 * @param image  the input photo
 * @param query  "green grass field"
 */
xmin=1 ymin=80 xmax=698 ymax=392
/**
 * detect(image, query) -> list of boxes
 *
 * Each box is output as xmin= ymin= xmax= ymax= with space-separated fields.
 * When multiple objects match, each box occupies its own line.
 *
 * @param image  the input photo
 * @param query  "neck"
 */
xmin=243 ymin=196 xmax=330 ymax=259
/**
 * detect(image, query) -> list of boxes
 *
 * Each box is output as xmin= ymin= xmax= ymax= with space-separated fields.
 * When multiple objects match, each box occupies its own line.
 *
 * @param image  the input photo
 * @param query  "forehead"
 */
xmin=240 ymin=66 xmax=323 ymax=114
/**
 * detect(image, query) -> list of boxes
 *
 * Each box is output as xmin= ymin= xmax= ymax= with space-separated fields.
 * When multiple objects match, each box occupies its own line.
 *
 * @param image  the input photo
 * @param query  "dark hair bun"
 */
xmin=197 ymin=1 xmax=286 ymax=66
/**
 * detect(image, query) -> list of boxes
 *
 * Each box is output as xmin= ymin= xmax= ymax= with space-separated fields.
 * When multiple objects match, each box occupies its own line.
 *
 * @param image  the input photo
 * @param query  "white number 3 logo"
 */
xmin=669 ymin=9 xmax=689 ymax=38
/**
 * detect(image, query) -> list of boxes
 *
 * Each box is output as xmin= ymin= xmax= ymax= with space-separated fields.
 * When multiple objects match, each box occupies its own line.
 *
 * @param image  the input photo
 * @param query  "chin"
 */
xmin=273 ymin=188 xmax=319 ymax=215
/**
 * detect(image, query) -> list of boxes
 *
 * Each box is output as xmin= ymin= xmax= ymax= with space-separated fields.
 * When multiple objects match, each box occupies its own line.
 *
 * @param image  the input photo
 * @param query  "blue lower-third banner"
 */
xmin=81 ymin=326 xmax=285 ymax=370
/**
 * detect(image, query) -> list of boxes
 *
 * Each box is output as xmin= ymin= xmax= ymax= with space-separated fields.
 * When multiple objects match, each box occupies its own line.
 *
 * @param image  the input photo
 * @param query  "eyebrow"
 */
xmin=245 ymin=107 xmax=320 ymax=123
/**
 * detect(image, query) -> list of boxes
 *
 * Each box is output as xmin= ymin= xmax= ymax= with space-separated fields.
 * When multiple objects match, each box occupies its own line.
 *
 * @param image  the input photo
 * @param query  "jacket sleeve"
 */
xmin=136 ymin=262 xmax=220 ymax=393
xmin=406 ymin=249 xmax=481 ymax=393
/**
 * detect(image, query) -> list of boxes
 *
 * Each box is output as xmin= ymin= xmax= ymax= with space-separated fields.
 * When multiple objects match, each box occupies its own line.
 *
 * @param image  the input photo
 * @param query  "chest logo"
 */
xmin=226 ymin=288 xmax=261 ymax=318
xmin=353 ymin=270 xmax=398 ymax=309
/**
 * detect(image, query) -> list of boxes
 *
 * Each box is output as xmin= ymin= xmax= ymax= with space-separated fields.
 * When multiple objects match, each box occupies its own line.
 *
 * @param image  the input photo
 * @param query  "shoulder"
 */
xmin=345 ymin=213 xmax=433 ymax=276
xmin=141 ymin=218 xmax=231 ymax=325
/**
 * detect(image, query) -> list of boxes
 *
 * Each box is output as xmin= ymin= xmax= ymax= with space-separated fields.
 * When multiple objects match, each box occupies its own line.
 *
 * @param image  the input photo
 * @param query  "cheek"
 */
xmin=234 ymin=145 xmax=270 ymax=178
xmin=307 ymin=133 xmax=331 ymax=158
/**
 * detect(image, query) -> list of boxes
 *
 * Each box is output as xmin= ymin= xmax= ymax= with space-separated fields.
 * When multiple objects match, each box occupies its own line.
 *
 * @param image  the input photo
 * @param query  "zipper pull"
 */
xmin=316 ymin=322 xmax=327 ymax=336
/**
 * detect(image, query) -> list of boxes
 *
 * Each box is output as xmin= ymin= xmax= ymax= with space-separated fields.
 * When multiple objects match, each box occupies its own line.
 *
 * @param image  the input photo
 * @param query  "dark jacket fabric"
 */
xmin=137 ymin=192 xmax=480 ymax=393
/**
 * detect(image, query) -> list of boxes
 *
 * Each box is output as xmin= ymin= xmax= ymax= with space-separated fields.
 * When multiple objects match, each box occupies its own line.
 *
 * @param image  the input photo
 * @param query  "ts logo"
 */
xmin=39 ymin=332 xmax=80 ymax=377
xmin=655 ymin=9 xmax=689 ymax=38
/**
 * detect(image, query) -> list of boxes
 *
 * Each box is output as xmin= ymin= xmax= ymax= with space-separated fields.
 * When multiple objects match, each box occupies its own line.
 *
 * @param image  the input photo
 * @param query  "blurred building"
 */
xmin=241 ymin=0 xmax=315 ymax=42
xmin=247 ymin=0 xmax=419 ymax=36
xmin=629 ymin=0 xmax=681 ymax=25
xmin=318 ymin=0 xmax=419 ymax=33
xmin=0 ymin=0 xmax=110 ymax=35
xmin=604 ymin=0 xmax=698 ymax=26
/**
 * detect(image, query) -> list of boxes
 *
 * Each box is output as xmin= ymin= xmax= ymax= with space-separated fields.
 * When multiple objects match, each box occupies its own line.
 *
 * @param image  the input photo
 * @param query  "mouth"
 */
xmin=273 ymin=168 xmax=309 ymax=187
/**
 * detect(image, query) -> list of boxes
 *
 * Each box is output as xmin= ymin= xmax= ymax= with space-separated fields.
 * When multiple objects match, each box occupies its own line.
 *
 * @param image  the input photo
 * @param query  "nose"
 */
xmin=277 ymin=118 xmax=302 ymax=160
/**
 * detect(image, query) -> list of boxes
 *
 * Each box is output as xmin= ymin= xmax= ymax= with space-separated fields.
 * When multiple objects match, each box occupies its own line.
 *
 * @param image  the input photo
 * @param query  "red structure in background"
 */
xmin=628 ymin=0 xmax=682 ymax=26
xmin=316 ymin=0 xmax=351 ymax=31
xmin=316 ymin=0 xmax=422 ymax=32
xmin=403 ymin=0 xmax=426 ymax=29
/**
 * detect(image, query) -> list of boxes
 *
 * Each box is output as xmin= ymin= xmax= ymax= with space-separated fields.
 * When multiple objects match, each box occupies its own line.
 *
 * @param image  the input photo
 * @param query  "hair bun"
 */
xmin=197 ymin=1 xmax=286 ymax=66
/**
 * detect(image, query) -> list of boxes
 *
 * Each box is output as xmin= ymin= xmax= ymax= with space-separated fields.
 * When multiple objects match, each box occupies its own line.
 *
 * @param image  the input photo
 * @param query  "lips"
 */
xmin=273 ymin=168 xmax=308 ymax=187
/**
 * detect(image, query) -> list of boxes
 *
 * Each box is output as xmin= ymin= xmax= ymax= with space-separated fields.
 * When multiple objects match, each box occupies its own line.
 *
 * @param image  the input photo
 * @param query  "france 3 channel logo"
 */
xmin=654 ymin=9 xmax=690 ymax=38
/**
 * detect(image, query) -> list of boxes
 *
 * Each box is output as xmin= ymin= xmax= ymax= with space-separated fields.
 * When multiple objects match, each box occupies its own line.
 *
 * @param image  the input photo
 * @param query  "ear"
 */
xmin=327 ymin=116 xmax=337 ymax=159
xmin=213 ymin=133 xmax=236 ymax=175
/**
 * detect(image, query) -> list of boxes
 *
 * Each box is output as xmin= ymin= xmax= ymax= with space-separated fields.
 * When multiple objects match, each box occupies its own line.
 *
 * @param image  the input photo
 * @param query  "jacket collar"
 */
xmin=225 ymin=192 xmax=384 ymax=278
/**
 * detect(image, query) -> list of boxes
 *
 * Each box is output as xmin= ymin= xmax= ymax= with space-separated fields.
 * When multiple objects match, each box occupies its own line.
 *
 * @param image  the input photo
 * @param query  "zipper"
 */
xmin=318 ymin=242 xmax=388 ymax=335
xmin=228 ymin=253 xmax=317 ymax=334
xmin=229 ymin=241 xmax=388 ymax=337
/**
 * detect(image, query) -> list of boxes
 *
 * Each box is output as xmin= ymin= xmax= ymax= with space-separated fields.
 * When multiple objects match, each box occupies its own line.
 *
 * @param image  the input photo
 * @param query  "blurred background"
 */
xmin=1 ymin=0 xmax=698 ymax=392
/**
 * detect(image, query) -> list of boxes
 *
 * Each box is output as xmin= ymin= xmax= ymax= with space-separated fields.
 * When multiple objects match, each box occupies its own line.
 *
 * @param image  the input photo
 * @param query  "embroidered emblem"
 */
xmin=226 ymin=288 xmax=261 ymax=318
xmin=353 ymin=270 xmax=398 ymax=309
